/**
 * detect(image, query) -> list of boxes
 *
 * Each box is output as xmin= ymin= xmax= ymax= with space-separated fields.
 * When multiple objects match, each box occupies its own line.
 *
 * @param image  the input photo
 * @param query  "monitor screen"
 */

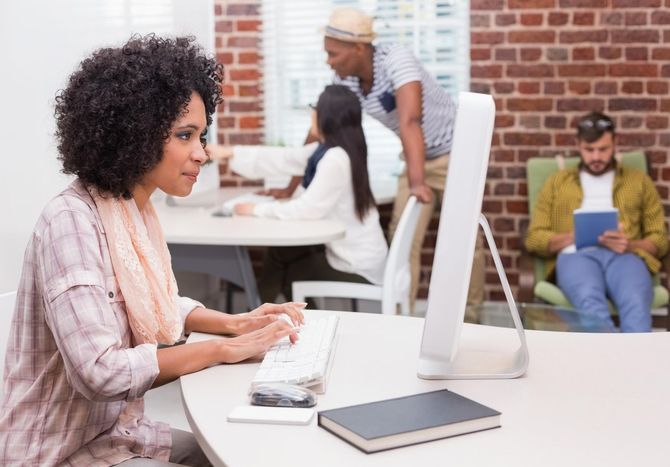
xmin=417 ymin=92 xmax=527 ymax=379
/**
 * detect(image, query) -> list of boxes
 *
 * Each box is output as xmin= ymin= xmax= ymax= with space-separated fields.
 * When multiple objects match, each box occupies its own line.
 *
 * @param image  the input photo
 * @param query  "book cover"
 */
xmin=573 ymin=208 xmax=618 ymax=250
xmin=317 ymin=389 xmax=501 ymax=454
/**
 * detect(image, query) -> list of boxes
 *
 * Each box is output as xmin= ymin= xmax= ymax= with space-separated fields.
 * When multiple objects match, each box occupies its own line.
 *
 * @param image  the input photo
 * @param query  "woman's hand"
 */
xmin=219 ymin=319 xmax=299 ymax=363
xmin=207 ymin=144 xmax=234 ymax=161
xmin=230 ymin=302 xmax=306 ymax=335
xmin=234 ymin=202 xmax=255 ymax=216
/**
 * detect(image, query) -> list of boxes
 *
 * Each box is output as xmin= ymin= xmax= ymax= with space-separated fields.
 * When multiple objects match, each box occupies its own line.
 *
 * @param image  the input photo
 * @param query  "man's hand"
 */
xmin=599 ymin=228 xmax=630 ymax=254
xmin=410 ymin=183 xmax=434 ymax=203
xmin=206 ymin=144 xmax=234 ymax=161
xmin=234 ymin=203 xmax=255 ymax=216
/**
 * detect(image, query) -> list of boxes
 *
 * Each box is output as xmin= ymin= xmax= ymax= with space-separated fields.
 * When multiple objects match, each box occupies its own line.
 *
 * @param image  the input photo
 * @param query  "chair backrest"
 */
xmin=381 ymin=196 xmax=422 ymax=314
xmin=0 ymin=291 xmax=17 ymax=394
xmin=526 ymin=151 xmax=647 ymax=280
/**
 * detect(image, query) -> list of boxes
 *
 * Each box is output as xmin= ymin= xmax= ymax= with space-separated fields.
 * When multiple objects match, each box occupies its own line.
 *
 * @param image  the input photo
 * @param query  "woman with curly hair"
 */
xmin=0 ymin=35 xmax=303 ymax=467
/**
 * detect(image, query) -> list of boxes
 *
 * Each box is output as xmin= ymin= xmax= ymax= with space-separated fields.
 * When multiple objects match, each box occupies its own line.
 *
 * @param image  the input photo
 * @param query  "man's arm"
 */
xmin=395 ymin=81 xmax=432 ymax=203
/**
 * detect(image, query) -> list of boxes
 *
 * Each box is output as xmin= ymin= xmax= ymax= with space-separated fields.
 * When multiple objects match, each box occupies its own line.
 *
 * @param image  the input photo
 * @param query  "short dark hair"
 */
xmin=55 ymin=34 xmax=224 ymax=199
xmin=576 ymin=111 xmax=616 ymax=143
xmin=316 ymin=85 xmax=375 ymax=221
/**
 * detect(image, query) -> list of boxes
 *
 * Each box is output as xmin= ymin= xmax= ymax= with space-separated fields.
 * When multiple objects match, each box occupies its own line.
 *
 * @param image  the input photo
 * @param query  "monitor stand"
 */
xmin=419 ymin=214 xmax=529 ymax=380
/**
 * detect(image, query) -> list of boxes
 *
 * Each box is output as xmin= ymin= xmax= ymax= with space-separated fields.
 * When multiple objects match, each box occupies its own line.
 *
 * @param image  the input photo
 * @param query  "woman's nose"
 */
xmin=192 ymin=145 xmax=208 ymax=164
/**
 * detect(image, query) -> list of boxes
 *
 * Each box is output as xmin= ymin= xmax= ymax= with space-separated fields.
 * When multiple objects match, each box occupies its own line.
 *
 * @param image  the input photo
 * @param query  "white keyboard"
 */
xmin=221 ymin=193 xmax=274 ymax=215
xmin=252 ymin=315 xmax=339 ymax=393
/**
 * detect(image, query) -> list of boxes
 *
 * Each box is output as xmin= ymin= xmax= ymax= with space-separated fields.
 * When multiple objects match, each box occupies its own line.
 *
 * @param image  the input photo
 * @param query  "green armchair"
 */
xmin=518 ymin=151 xmax=670 ymax=330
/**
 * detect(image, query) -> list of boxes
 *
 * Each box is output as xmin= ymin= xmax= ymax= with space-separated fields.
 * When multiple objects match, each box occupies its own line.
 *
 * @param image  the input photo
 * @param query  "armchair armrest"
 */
xmin=517 ymin=218 xmax=535 ymax=304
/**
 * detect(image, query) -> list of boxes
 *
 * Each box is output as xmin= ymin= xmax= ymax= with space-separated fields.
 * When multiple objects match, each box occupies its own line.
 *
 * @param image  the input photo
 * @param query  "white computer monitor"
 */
xmin=417 ymin=92 xmax=528 ymax=380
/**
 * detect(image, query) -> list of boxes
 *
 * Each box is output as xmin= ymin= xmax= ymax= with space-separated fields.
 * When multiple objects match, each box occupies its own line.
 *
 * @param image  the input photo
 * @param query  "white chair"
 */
xmin=292 ymin=196 xmax=421 ymax=315
xmin=0 ymin=291 xmax=17 ymax=396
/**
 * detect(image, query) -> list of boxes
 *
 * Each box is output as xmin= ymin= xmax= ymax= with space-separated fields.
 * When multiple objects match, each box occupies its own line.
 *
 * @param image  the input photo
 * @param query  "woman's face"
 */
xmin=142 ymin=92 xmax=208 ymax=198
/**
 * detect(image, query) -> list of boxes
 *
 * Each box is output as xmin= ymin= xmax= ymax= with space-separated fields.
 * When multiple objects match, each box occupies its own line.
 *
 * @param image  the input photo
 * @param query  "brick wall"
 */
xmin=215 ymin=0 xmax=670 ymax=301
xmin=470 ymin=0 xmax=670 ymax=300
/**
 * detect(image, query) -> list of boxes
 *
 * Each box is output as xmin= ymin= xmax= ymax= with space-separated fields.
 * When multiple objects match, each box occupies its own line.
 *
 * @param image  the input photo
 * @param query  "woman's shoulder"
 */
xmin=37 ymin=180 xmax=100 ymax=233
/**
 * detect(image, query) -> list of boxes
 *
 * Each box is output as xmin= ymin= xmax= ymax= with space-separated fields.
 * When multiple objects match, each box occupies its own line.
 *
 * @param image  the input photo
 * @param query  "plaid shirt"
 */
xmin=525 ymin=164 xmax=668 ymax=278
xmin=0 ymin=181 xmax=201 ymax=466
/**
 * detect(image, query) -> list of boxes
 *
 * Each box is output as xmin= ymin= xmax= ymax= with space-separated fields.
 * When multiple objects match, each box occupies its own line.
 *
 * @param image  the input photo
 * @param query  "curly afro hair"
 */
xmin=55 ymin=34 xmax=224 ymax=199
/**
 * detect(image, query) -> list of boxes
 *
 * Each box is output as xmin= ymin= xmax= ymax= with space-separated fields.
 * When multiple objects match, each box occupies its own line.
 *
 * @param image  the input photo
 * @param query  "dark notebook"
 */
xmin=317 ymin=389 xmax=501 ymax=454
xmin=573 ymin=207 xmax=618 ymax=249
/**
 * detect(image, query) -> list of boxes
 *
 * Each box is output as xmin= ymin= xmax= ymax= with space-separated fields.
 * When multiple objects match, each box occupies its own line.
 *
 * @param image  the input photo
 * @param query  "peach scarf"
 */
xmin=91 ymin=189 xmax=182 ymax=345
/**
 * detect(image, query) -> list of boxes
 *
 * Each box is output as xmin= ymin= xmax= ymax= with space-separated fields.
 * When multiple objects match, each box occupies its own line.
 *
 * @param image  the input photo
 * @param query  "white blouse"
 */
xmin=230 ymin=143 xmax=388 ymax=284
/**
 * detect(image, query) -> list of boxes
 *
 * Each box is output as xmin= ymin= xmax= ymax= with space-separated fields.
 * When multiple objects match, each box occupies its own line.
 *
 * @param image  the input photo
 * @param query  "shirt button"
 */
xmin=108 ymin=291 xmax=114 ymax=299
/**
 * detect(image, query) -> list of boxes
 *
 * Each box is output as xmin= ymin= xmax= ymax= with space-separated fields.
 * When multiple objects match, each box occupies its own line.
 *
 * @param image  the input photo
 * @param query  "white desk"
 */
xmin=156 ymin=189 xmax=345 ymax=309
xmin=181 ymin=310 xmax=670 ymax=467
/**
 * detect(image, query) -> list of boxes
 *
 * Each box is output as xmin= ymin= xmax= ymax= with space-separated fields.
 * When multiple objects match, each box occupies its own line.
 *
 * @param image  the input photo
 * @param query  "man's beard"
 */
xmin=581 ymin=157 xmax=615 ymax=176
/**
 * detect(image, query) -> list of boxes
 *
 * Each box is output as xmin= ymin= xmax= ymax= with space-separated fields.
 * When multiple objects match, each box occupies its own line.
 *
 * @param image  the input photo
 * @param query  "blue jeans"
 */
xmin=556 ymin=247 xmax=653 ymax=332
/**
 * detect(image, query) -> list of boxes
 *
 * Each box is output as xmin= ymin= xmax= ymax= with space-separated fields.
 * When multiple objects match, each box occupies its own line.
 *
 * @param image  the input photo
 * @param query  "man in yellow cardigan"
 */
xmin=525 ymin=112 xmax=668 ymax=332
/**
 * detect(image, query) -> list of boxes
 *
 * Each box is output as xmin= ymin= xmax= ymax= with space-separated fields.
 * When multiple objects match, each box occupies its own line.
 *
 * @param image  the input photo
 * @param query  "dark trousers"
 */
xmin=259 ymin=245 xmax=370 ymax=304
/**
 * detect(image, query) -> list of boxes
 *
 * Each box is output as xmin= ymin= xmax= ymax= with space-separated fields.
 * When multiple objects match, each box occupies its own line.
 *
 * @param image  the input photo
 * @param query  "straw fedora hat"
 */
xmin=323 ymin=7 xmax=377 ymax=44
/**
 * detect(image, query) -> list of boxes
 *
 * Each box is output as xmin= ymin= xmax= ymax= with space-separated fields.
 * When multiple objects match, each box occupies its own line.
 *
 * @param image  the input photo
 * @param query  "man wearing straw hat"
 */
xmin=321 ymin=6 xmax=485 ymax=310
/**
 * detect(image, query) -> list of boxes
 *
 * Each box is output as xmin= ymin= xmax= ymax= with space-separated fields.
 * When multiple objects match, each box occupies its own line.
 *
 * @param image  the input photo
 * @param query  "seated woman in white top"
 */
xmin=211 ymin=85 xmax=388 ymax=303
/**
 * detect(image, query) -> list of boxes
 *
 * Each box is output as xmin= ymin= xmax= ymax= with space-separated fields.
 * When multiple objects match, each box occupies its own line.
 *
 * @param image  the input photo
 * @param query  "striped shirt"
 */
xmin=525 ymin=165 xmax=668 ymax=278
xmin=0 ymin=180 xmax=201 ymax=466
xmin=333 ymin=43 xmax=457 ymax=158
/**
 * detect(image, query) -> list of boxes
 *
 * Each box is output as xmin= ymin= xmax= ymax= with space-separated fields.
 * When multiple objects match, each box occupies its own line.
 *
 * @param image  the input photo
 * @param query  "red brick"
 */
xmin=648 ymin=81 xmax=669 ymax=94
xmin=507 ymin=167 xmax=527 ymax=179
xmin=651 ymin=11 xmax=670 ymax=24
xmin=226 ymin=4 xmax=259 ymax=15
xmin=616 ymin=133 xmax=656 ymax=147
xmin=559 ymin=30 xmax=608 ymax=43
xmin=621 ymin=81 xmax=644 ymax=94
xmin=236 ymin=20 xmax=261 ymax=32
xmin=471 ymin=48 xmax=492 ymax=61
xmin=545 ymin=116 xmax=567 ymax=129
xmin=559 ymin=0 xmax=607 ymax=6
xmin=215 ymin=20 xmax=233 ymax=33
xmin=470 ymin=82 xmax=492 ymax=94
xmin=598 ymin=46 xmax=622 ymax=60
xmin=647 ymin=116 xmax=669 ymax=129
xmin=493 ymin=149 xmax=515 ymax=161
xmin=507 ymin=98 xmax=553 ymax=111
xmin=594 ymin=81 xmax=618 ymax=94
xmin=557 ymin=64 xmax=607 ymax=77
xmin=509 ymin=0 xmax=555 ymax=6
xmin=471 ymin=14 xmax=492 ymax=28
xmin=221 ymin=84 xmax=235 ymax=97
xmin=229 ymin=133 xmax=263 ymax=145
xmin=625 ymin=12 xmax=648 ymax=25
xmin=625 ymin=47 xmax=648 ymax=61
xmin=508 ymin=31 xmax=556 ymax=43
xmin=214 ymin=4 xmax=223 ymax=15
xmin=239 ymin=116 xmax=262 ymax=129
xmin=483 ymin=200 xmax=503 ymax=213
xmin=239 ymin=52 xmax=260 ymax=64
xmin=520 ymin=13 xmax=544 ymax=26
xmin=506 ymin=200 xmax=529 ymax=214
xmin=217 ymin=52 xmax=234 ymax=65
xmin=608 ymin=98 xmax=657 ymax=111
xmin=662 ymin=64 xmax=670 ymax=77
xmin=520 ymin=48 xmax=542 ymax=61
xmin=471 ymin=0 xmax=504 ymax=9
xmin=492 ymin=217 xmax=515 ymax=232
xmin=217 ymin=116 xmax=235 ymax=129
xmin=228 ymin=100 xmax=262 ymax=112
xmin=662 ymin=99 xmax=670 ymax=112
xmin=573 ymin=12 xmax=595 ymax=25
xmin=600 ymin=11 xmax=623 ymax=25
xmin=239 ymin=85 xmax=260 ymax=97
xmin=495 ymin=48 xmax=517 ymax=61
xmin=519 ymin=115 xmax=541 ymax=128
xmin=568 ymin=81 xmax=591 ymax=95
xmin=555 ymin=133 xmax=577 ymax=146
xmin=495 ymin=115 xmax=515 ymax=127
xmin=544 ymin=81 xmax=566 ymax=94
xmin=613 ymin=0 xmax=661 ymax=6
xmin=504 ymin=133 xmax=552 ymax=146
xmin=621 ymin=116 xmax=644 ymax=128
xmin=471 ymin=32 xmax=505 ymax=44
xmin=508 ymin=64 xmax=554 ymax=78
xmin=227 ymin=36 xmax=260 ymax=48
xmin=472 ymin=65 xmax=503 ymax=78
xmin=611 ymin=29 xmax=660 ymax=43
xmin=610 ymin=64 xmax=658 ymax=77
xmin=548 ymin=12 xmax=569 ymax=25
xmin=229 ymin=68 xmax=261 ymax=81
xmin=495 ymin=13 xmax=516 ymax=26
xmin=494 ymin=82 xmax=515 ymax=94
xmin=547 ymin=48 xmax=568 ymax=61
xmin=651 ymin=47 xmax=670 ymax=60
xmin=494 ymin=182 xmax=515 ymax=195
xmin=572 ymin=47 xmax=595 ymax=60
xmin=556 ymin=98 xmax=606 ymax=111
xmin=518 ymin=82 xmax=541 ymax=94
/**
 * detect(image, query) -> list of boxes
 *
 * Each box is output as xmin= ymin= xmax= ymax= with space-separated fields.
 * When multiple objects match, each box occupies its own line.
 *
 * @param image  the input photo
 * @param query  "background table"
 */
xmin=181 ymin=310 xmax=670 ymax=467
xmin=156 ymin=188 xmax=345 ymax=309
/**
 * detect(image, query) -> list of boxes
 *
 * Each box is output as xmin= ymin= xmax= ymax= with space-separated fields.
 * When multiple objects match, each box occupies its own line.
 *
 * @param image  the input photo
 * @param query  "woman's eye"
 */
xmin=176 ymin=131 xmax=191 ymax=141
xmin=199 ymin=136 xmax=207 ymax=148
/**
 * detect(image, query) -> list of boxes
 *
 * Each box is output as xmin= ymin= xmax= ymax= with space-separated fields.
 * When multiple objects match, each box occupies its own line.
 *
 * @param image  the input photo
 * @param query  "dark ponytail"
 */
xmin=316 ymin=85 xmax=375 ymax=221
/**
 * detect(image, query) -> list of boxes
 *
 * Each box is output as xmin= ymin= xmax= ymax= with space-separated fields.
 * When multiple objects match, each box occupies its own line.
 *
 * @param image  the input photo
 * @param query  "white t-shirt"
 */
xmin=230 ymin=143 xmax=388 ymax=284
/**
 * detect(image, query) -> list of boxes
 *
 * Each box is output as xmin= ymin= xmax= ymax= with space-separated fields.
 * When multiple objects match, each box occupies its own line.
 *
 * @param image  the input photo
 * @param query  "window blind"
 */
xmin=261 ymin=0 xmax=470 ymax=180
